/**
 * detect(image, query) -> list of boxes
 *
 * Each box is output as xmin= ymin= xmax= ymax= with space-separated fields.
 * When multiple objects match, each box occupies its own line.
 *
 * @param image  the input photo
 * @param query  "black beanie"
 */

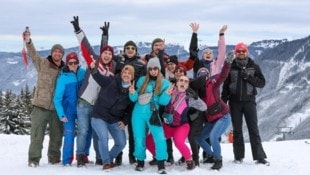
xmin=124 ymin=40 xmax=137 ymax=52
xmin=167 ymin=55 xmax=178 ymax=65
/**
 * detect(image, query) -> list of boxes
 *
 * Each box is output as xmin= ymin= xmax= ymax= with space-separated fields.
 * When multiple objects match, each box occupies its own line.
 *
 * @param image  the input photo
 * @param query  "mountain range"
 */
xmin=1 ymin=36 xmax=310 ymax=141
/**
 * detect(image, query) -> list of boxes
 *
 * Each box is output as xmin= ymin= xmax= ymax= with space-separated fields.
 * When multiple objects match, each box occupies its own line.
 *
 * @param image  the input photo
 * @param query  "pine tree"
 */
xmin=1 ymin=89 xmax=18 ymax=134
xmin=0 ymin=90 xmax=5 ymax=133
xmin=17 ymin=84 xmax=33 ymax=134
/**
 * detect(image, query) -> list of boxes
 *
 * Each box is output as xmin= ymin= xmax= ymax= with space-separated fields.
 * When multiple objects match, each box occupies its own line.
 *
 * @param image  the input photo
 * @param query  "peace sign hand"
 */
xmin=166 ymin=83 xmax=175 ymax=95
xmin=129 ymin=81 xmax=135 ymax=94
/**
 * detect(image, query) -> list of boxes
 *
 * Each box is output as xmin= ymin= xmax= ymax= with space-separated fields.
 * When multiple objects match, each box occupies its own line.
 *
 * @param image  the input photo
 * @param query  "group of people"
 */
xmin=23 ymin=16 xmax=269 ymax=174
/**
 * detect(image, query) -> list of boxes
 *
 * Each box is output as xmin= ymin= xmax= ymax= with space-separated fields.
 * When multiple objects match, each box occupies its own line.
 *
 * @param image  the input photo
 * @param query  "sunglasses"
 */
xmin=175 ymin=68 xmax=184 ymax=73
xmin=178 ymin=78 xmax=189 ymax=83
xmin=236 ymin=50 xmax=247 ymax=53
xmin=149 ymin=67 xmax=159 ymax=71
xmin=68 ymin=61 xmax=79 ymax=65
xmin=125 ymin=46 xmax=136 ymax=51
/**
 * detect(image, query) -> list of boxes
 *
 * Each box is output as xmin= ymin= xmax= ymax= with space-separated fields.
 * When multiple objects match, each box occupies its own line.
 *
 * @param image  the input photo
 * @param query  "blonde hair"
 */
xmin=121 ymin=65 xmax=135 ymax=81
xmin=139 ymin=72 xmax=163 ymax=95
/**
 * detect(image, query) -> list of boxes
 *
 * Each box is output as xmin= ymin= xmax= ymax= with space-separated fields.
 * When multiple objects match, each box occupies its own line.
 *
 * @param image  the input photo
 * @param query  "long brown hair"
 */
xmin=139 ymin=71 xmax=163 ymax=95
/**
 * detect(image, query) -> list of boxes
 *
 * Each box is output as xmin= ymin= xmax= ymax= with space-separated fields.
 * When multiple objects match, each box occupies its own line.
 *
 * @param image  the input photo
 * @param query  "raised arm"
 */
xmin=212 ymin=25 xmax=227 ymax=75
xmin=99 ymin=22 xmax=110 ymax=53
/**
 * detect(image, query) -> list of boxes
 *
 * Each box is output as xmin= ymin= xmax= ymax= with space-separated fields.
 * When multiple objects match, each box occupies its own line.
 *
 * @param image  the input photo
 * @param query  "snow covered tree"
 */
xmin=0 ymin=90 xmax=5 ymax=133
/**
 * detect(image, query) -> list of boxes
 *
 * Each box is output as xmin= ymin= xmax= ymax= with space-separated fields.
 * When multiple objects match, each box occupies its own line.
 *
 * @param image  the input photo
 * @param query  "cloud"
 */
xmin=1 ymin=0 xmax=310 ymax=52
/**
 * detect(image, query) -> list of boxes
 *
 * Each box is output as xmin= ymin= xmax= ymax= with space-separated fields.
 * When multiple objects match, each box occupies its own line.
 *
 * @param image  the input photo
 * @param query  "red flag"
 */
xmin=22 ymin=46 xmax=28 ymax=68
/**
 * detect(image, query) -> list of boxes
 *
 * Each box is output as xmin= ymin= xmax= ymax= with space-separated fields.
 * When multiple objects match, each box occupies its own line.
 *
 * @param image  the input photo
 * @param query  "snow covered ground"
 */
xmin=1 ymin=134 xmax=310 ymax=175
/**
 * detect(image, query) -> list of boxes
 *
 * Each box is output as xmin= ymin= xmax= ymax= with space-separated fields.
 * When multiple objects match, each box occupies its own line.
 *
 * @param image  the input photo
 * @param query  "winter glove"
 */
xmin=225 ymin=51 xmax=235 ymax=64
xmin=100 ymin=22 xmax=110 ymax=35
xmin=186 ymin=88 xmax=198 ymax=99
xmin=241 ymin=69 xmax=250 ymax=80
xmin=71 ymin=16 xmax=81 ymax=33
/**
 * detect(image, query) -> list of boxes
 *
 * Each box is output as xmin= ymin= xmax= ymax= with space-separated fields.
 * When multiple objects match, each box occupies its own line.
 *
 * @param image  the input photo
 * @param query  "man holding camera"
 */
xmin=221 ymin=42 xmax=269 ymax=165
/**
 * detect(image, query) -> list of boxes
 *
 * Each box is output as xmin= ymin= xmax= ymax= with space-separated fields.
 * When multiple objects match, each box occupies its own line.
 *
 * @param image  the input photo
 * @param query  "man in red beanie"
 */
xmin=222 ymin=42 xmax=269 ymax=166
xmin=71 ymin=16 xmax=116 ymax=167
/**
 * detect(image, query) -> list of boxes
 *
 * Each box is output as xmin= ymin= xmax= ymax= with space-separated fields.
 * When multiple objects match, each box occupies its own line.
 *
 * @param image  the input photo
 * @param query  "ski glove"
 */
xmin=225 ymin=51 xmax=235 ymax=64
xmin=100 ymin=22 xmax=110 ymax=35
xmin=71 ymin=16 xmax=81 ymax=33
xmin=241 ymin=69 xmax=250 ymax=80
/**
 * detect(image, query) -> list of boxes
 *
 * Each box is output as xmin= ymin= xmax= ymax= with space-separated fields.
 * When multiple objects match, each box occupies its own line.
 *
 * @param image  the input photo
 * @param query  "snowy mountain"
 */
xmin=1 ymin=37 xmax=310 ymax=141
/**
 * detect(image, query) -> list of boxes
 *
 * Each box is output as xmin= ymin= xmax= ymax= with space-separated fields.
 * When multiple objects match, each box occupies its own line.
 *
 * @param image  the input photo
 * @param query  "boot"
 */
xmin=211 ymin=158 xmax=223 ymax=170
xmin=95 ymin=159 xmax=103 ymax=165
xmin=157 ymin=160 xmax=167 ymax=174
xmin=176 ymin=157 xmax=185 ymax=165
xmin=114 ymin=153 xmax=122 ymax=166
xmin=166 ymin=152 xmax=174 ymax=165
xmin=203 ymin=156 xmax=214 ymax=163
xmin=129 ymin=154 xmax=137 ymax=164
xmin=77 ymin=154 xmax=85 ymax=167
xmin=135 ymin=160 xmax=144 ymax=171
xmin=186 ymin=160 xmax=195 ymax=170
xmin=83 ymin=155 xmax=89 ymax=164
xmin=149 ymin=157 xmax=157 ymax=165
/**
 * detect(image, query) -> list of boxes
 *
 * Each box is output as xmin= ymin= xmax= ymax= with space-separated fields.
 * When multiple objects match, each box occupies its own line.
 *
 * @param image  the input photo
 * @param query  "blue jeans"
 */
xmin=76 ymin=102 xmax=95 ymax=156
xmin=197 ymin=113 xmax=231 ymax=159
xmin=91 ymin=117 xmax=126 ymax=164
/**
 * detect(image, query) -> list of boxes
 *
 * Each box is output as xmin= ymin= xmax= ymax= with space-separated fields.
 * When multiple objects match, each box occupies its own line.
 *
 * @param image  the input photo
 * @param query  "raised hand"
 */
xmin=129 ymin=81 xmax=135 ymax=94
xmin=190 ymin=22 xmax=199 ymax=33
xmin=70 ymin=16 xmax=81 ymax=32
xmin=219 ymin=25 xmax=228 ymax=34
xmin=100 ymin=22 xmax=110 ymax=35
xmin=23 ymin=26 xmax=31 ymax=43
xmin=166 ymin=83 xmax=175 ymax=95
xmin=225 ymin=51 xmax=235 ymax=64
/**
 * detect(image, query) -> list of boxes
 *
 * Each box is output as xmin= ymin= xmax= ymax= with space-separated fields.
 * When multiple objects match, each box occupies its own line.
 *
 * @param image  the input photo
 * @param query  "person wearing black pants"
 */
xmin=222 ymin=42 xmax=269 ymax=165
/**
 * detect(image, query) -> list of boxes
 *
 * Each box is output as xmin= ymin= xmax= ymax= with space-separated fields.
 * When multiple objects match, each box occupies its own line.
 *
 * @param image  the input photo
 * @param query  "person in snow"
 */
xmin=146 ymin=75 xmax=207 ymax=170
xmin=193 ymin=52 xmax=235 ymax=170
xmin=192 ymin=24 xmax=228 ymax=79
xmin=90 ymin=64 xmax=135 ymax=171
xmin=23 ymin=28 xmax=65 ymax=167
xmin=113 ymin=40 xmax=147 ymax=165
xmin=221 ymin=42 xmax=269 ymax=165
xmin=71 ymin=16 xmax=114 ymax=166
xmin=53 ymin=52 xmax=86 ymax=166
xmin=129 ymin=58 xmax=173 ymax=174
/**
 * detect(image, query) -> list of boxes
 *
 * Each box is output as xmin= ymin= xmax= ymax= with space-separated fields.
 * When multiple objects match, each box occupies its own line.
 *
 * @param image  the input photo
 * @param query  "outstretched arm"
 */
xmin=212 ymin=25 xmax=227 ymax=76
xmin=71 ymin=16 xmax=97 ymax=66
xmin=99 ymin=22 xmax=110 ymax=53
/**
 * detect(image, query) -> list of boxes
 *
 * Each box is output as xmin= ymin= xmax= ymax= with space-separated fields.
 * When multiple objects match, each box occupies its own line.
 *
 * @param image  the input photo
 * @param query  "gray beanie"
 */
xmin=147 ymin=57 xmax=161 ymax=70
xmin=51 ymin=44 xmax=64 ymax=55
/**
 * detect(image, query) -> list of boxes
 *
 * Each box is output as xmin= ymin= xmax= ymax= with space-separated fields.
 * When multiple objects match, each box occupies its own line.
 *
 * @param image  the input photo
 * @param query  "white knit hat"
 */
xmin=147 ymin=57 xmax=161 ymax=70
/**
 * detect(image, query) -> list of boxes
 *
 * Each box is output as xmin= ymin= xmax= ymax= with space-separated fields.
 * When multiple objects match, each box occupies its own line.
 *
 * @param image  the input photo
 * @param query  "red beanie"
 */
xmin=100 ymin=45 xmax=114 ymax=57
xmin=234 ymin=42 xmax=248 ymax=53
xmin=66 ymin=52 xmax=79 ymax=64
xmin=175 ymin=64 xmax=187 ymax=75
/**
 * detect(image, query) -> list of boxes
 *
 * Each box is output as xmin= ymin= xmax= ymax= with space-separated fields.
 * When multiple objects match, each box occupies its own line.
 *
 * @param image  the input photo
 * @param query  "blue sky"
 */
xmin=1 ymin=0 xmax=309 ymax=52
